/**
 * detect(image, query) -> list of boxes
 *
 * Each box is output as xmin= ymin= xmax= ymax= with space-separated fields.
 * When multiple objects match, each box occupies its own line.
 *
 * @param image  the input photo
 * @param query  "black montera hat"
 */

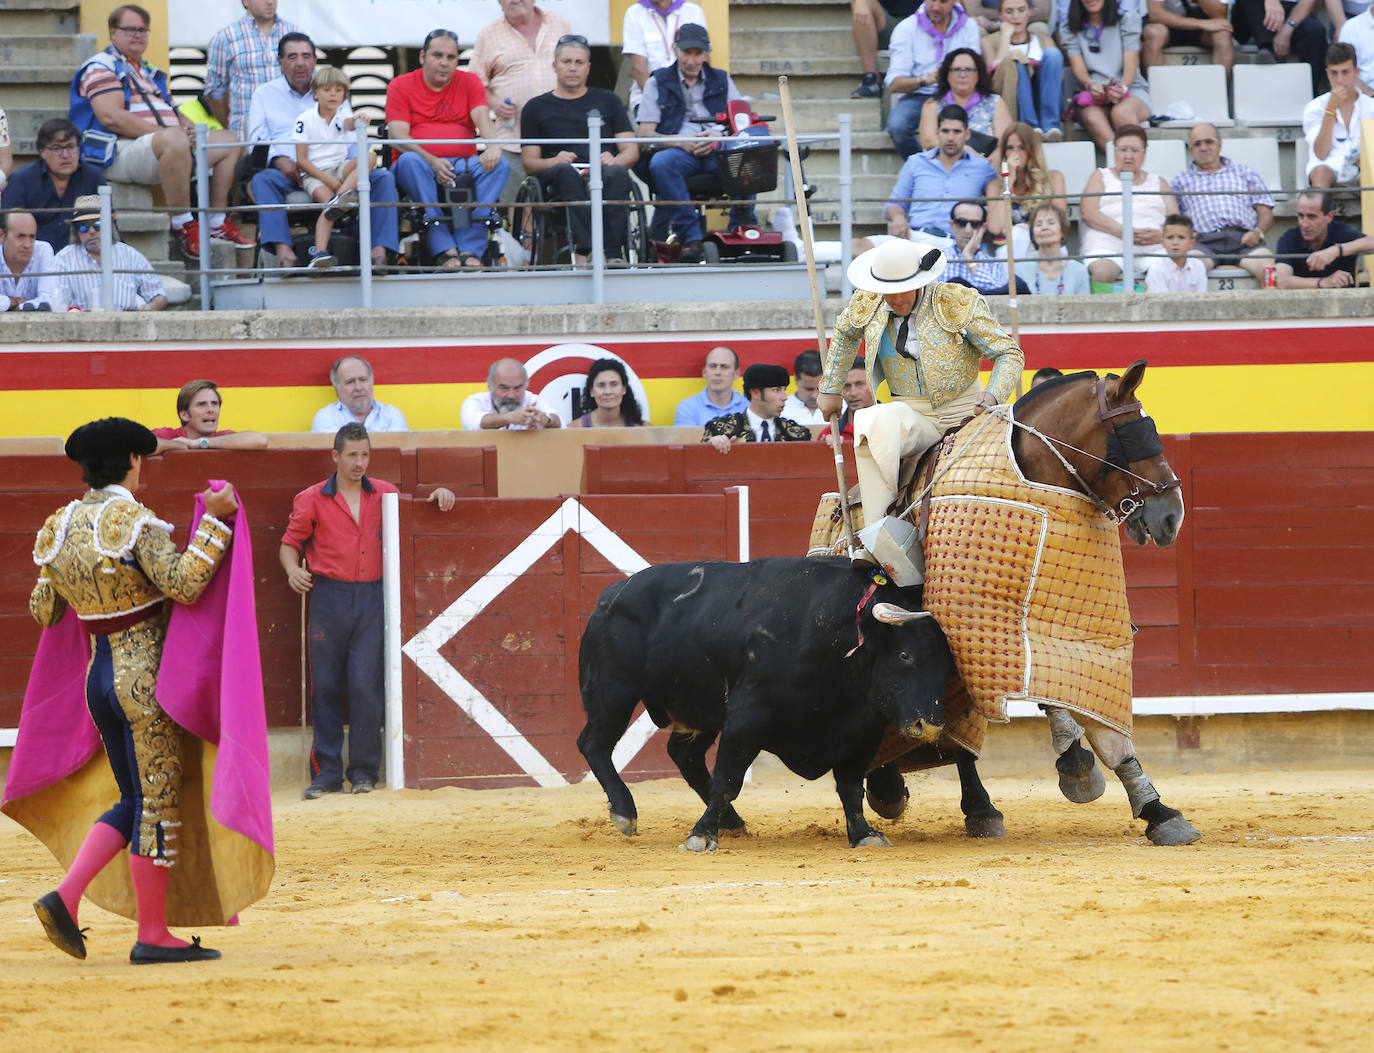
xmin=65 ymin=417 xmax=158 ymax=464
xmin=742 ymin=363 xmax=790 ymax=396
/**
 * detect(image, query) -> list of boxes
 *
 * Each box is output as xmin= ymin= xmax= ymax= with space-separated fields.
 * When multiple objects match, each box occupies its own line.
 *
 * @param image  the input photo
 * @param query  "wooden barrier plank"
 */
xmin=1195 ymin=585 xmax=1374 ymax=626
xmin=1193 ymin=546 xmax=1374 ymax=587
xmin=1196 ymin=625 xmax=1374 ymax=665
xmin=1191 ymin=467 xmax=1374 ymax=508
xmin=1191 ymin=432 xmax=1374 ymax=470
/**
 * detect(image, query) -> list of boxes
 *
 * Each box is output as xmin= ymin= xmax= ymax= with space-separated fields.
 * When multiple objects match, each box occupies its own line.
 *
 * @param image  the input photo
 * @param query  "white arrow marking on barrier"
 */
xmin=403 ymin=497 xmax=656 ymax=786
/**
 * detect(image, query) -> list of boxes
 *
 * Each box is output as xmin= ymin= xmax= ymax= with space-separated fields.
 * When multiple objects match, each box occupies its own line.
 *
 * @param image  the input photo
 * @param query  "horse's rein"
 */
xmin=1012 ymin=378 xmax=1182 ymax=522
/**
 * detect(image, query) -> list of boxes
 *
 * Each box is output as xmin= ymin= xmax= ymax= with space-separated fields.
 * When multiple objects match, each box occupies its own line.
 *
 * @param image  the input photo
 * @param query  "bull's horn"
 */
xmin=872 ymin=602 xmax=933 ymax=624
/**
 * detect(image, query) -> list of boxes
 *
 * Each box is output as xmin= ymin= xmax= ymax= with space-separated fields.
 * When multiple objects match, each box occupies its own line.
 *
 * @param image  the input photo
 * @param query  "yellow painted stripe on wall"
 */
xmin=3 ymin=363 xmax=1371 ymax=438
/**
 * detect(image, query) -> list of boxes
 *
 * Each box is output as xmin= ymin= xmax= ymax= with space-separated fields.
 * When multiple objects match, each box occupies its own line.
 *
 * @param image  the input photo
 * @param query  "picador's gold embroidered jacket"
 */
xmin=820 ymin=283 xmax=1023 ymax=406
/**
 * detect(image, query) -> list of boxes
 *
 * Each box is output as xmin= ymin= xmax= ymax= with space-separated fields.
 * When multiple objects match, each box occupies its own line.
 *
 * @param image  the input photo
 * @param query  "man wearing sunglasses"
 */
xmin=69 ymin=4 xmax=247 ymax=257
xmin=0 ymin=118 xmax=107 ymax=252
xmin=53 ymin=194 xmax=166 ymax=311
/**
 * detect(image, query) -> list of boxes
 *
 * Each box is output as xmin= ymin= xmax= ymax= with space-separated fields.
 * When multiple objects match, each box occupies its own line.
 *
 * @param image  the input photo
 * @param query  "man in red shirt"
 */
xmin=280 ymin=423 xmax=456 ymax=797
xmin=151 ymin=379 xmax=268 ymax=452
xmin=386 ymin=29 xmax=509 ymax=270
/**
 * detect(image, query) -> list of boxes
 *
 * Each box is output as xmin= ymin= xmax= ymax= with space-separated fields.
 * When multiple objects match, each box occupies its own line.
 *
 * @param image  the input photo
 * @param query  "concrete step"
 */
xmin=729 ymin=0 xmax=855 ymax=33
xmin=731 ymin=56 xmax=865 ymax=80
xmin=0 ymin=33 xmax=97 ymax=66
xmin=744 ymin=96 xmax=885 ymax=133
xmin=0 ymin=63 xmax=83 ymax=106
xmin=731 ymin=26 xmax=857 ymax=60
xmin=0 ymin=0 xmax=79 ymax=35
xmin=735 ymin=71 xmax=882 ymax=102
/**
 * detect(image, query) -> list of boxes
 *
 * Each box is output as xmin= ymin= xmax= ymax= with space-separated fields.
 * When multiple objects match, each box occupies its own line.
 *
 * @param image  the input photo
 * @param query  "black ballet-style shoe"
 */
xmin=34 ymin=891 xmax=89 ymax=960
xmin=129 ymin=935 xmax=222 ymax=964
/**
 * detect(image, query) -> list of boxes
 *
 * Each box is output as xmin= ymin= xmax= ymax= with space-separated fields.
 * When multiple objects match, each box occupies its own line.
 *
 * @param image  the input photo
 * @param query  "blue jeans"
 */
xmin=887 ymin=89 xmax=935 ymax=158
xmin=393 ymin=151 xmax=510 ymax=258
xmin=1015 ymin=48 xmax=1064 ymax=133
xmin=250 ymin=165 xmax=400 ymax=253
xmin=648 ymin=146 xmax=756 ymax=243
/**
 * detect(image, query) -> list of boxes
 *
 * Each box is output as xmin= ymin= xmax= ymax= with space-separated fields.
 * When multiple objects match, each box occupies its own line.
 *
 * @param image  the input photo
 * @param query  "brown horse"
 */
xmin=869 ymin=359 xmax=1199 ymax=846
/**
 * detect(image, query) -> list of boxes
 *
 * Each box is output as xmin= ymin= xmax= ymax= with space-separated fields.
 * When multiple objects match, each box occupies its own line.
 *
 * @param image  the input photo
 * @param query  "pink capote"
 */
xmin=156 ymin=487 xmax=274 ymax=856
xmin=2 ymin=484 xmax=274 ymax=924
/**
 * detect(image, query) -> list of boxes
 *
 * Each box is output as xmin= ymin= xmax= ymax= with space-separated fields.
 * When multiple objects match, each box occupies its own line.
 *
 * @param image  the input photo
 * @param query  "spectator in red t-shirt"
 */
xmin=151 ymin=379 xmax=268 ymax=452
xmin=385 ymin=29 xmax=509 ymax=270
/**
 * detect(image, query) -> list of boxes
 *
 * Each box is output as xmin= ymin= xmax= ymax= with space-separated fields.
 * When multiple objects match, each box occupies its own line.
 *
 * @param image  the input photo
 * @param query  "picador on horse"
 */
xmin=815 ymin=238 xmax=1199 ymax=847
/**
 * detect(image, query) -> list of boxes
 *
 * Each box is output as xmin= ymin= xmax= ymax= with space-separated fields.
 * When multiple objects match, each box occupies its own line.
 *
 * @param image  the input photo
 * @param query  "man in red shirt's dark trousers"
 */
xmin=280 ymin=423 xmax=455 ymax=797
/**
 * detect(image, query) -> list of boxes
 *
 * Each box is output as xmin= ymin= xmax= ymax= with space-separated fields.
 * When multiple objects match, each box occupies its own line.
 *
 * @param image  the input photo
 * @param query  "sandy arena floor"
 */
xmin=2 ymin=766 xmax=1372 ymax=1052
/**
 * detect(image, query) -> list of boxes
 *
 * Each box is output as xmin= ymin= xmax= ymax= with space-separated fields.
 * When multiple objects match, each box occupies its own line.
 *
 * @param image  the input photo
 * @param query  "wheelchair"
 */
xmin=511 ymin=171 xmax=650 ymax=269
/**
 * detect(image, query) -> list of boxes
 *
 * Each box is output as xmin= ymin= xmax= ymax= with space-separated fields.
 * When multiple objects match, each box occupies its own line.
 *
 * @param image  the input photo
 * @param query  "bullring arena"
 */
xmin=2 ymin=296 xmax=1371 ymax=1051
xmin=3 ymin=0 xmax=1374 ymax=1043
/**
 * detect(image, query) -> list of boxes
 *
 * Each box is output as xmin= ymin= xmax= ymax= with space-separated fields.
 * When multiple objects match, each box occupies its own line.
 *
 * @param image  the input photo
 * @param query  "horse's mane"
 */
xmin=1013 ymin=370 xmax=1101 ymax=414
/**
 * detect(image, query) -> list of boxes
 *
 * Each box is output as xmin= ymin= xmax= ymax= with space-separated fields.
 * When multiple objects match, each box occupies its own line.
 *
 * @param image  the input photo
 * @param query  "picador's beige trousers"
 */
xmin=852 ymin=381 xmax=986 ymax=524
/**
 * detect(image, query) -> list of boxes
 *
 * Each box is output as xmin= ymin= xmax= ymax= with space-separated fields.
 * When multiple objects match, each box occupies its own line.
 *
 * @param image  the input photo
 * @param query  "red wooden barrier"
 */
xmin=3 ymin=433 xmax=1371 ymax=790
xmin=0 ymin=447 xmax=497 ymax=730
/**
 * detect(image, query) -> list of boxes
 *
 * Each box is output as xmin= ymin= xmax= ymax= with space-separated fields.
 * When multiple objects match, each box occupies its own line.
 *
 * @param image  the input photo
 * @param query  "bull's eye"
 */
xmin=898 ymin=651 xmax=913 ymax=664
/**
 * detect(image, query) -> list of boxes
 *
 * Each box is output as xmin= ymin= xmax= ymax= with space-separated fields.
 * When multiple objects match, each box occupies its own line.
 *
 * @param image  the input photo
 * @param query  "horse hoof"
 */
xmin=965 ymin=814 xmax=1006 ymax=838
xmin=1058 ymin=766 xmax=1106 ymax=804
xmin=610 ymin=813 xmax=637 ymax=836
xmin=683 ymin=834 xmax=718 ymax=853
xmin=866 ymin=787 xmax=910 ymax=821
xmin=1146 ymin=815 xmax=1201 ymax=846
xmin=854 ymin=832 xmax=892 ymax=848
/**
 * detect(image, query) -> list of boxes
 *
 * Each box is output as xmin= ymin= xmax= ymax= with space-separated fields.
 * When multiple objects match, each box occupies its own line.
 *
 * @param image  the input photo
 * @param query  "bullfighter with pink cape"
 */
xmin=2 ymin=418 xmax=273 ymax=964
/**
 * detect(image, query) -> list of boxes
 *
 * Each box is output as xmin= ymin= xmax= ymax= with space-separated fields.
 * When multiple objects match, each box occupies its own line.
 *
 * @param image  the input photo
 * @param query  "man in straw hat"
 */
xmin=53 ymin=194 xmax=166 ymax=311
xmin=816 ymin=238 xmax=1023 ymax=551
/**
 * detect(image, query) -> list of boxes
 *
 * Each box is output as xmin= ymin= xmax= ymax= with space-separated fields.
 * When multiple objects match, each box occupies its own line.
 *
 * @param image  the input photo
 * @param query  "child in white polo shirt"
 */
xmin=1145 ymin=214 xmax=1207 ymax=294
xmin=293 ymin=66 xmax=372 ymax=270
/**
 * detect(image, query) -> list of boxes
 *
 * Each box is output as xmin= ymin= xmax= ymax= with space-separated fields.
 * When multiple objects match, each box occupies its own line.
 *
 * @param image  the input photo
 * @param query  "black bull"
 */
xmin=578 ymin=556 xmax=971 ymax=850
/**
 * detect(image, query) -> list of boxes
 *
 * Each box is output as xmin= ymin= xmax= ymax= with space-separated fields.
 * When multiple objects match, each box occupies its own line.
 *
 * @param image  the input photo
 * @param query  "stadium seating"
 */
xmin=1042 ymin=139 xmax=1098 ymax=213
xmin=1232 ymin=64 xmax=1314 ymax=128
xmin=1146 ymin=64 xmax=1233 ymax=127
xmin=1216 ymin=137 xmax=1283 ymax=201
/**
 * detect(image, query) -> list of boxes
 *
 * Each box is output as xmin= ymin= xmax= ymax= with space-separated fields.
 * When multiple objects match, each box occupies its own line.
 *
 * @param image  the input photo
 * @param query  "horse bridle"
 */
xmin=1010 ymin=378 xmax=1182 ymax=523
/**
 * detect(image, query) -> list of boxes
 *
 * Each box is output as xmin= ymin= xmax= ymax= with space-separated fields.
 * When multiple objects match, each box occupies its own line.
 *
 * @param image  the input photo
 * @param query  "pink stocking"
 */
xmin=129 ymin=854 xmax=188 ymax=948
xmin=57 ymin=821 xmax=128 ymax=924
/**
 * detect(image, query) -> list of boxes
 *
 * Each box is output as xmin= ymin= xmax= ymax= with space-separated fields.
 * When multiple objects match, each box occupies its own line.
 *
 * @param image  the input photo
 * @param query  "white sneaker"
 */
xmin=771 ymin=205 xmax=797 ymax=242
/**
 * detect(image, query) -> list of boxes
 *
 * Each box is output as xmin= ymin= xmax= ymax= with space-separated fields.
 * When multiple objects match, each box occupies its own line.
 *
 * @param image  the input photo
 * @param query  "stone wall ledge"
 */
xmin=1 ymin=289 xmax=1370 ymax=346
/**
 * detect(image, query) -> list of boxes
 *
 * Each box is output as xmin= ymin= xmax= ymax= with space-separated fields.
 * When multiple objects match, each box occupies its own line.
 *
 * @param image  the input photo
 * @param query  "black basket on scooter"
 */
xmin=715 ymin=140 xmax=778 ymax=197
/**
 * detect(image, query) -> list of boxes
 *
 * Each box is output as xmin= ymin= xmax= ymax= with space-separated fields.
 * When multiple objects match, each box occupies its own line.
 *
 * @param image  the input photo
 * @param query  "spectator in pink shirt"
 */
xmin=470 ymin=0 xmax=570 ymax=197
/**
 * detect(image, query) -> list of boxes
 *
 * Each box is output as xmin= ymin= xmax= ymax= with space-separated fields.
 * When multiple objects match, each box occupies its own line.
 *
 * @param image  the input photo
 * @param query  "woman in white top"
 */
xmin=1079 ymin=124 xmax=1178 ymax=285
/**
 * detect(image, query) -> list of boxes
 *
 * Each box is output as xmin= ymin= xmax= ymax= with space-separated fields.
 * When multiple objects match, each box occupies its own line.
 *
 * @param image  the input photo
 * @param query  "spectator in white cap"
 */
xmin=53 ymin=195 xmax=166 ymax=311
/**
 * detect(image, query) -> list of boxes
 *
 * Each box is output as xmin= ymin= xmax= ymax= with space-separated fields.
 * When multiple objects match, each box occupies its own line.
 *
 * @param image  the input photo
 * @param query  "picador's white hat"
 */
xmin=847 ymin=238 xmax=947 ymax=294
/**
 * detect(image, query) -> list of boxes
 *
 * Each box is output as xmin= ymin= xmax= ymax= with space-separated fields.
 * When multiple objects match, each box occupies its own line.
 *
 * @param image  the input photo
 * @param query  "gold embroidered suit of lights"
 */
xmin=30 ymin=491 xmax=232 ymax=860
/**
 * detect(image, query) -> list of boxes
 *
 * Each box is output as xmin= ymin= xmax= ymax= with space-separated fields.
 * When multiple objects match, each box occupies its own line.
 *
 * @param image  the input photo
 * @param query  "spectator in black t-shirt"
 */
xmin=1274 ymin=188 xmax=1374 ymax=289
xmin=520 ymin=34 xmax=638 ymax=265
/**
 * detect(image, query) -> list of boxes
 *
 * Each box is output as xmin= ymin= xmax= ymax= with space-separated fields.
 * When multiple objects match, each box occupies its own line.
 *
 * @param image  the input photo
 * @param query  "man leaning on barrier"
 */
xmin=386 ymin=29 xmax=509 ymax=272
xmin=246 ymin=32 xmax=401 ymax=270
xmin=521 ymin=35 xmax=638 ymax=267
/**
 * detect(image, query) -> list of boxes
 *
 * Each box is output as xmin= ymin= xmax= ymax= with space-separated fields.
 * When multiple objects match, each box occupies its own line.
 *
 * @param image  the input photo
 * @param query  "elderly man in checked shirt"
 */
xmin=1170 ymin=123 xmax=1276 ymax=283
xmin=54 ymin=195 xmax=166 ymax=311
xmin=204 ymin=0 xmax=301 ymax=139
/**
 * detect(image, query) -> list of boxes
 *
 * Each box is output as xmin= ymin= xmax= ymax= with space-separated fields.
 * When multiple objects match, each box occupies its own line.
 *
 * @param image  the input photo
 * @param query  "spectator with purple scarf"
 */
xmin=885 ymin=0 xmax=983 ymax=157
